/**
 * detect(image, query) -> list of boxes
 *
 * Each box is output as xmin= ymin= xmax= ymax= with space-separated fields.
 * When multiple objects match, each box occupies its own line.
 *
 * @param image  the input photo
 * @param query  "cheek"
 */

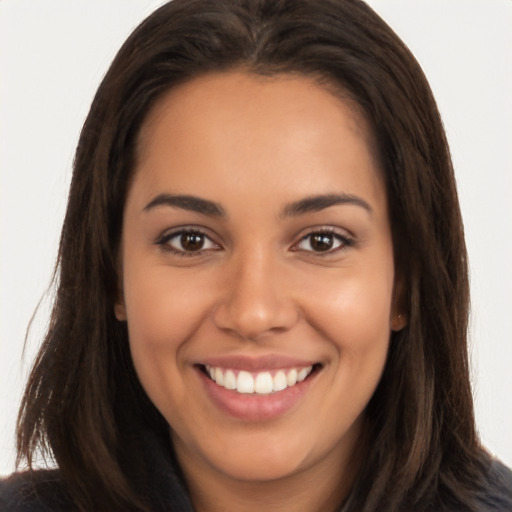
xmin=306 ymin=267 xmax=393 ymax=428
xmin=303 ymin=264 xmax=395 ymax=350
xmin=123 ymin=265 xmax=214 ymax=349
xmin=318 ymin=280 xmax=392 ymax=389
xmin=121 ymin=265 xmax=217 ymax=410
xmin=300 ymin=258 xmax=394 ymax=407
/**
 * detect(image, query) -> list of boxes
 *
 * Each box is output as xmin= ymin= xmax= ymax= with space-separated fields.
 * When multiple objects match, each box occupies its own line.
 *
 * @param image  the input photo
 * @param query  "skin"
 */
xmin=116 ymin=71 xmax=405 ymax=512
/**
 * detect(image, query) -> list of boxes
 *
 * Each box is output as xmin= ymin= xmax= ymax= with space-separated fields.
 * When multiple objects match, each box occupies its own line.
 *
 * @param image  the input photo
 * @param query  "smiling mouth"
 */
xmin=199 ymin=364 xmax=322 ymax=395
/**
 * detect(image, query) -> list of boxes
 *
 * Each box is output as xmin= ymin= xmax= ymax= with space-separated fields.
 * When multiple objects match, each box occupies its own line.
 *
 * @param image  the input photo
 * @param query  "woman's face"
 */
xmin=117 ymin=71 xmax=402 ymax=487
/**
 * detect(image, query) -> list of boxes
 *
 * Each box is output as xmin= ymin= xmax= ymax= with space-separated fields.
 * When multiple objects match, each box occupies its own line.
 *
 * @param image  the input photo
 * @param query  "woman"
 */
xmin=1 ymin=0 xmax=511 ymax=510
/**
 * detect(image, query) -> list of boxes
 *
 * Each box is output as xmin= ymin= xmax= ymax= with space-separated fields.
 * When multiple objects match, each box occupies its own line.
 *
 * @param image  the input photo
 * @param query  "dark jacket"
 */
xmin=2 ymin=428 xmax=512 ymax=512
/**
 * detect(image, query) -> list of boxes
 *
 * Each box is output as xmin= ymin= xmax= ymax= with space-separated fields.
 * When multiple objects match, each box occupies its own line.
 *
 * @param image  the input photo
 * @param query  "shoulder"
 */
xmin=477 ymin=459 xmax=512 ymax=511
xmin=0 ymin=470 xmax=72 ymax=512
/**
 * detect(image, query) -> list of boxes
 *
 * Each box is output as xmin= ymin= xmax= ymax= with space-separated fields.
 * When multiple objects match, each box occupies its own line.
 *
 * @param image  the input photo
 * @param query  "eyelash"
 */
xmin=292 ymin=227 xmax=354 ymax=256
xmin=155 ymin=227 xmax=219 ymax=257
xmin=154 ymin=227 xmax=354 ymax=257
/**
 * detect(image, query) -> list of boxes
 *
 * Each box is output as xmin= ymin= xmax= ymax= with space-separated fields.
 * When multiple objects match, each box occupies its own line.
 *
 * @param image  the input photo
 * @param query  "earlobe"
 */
xmin=391 ymin=312 xmax=407 ymax=332
xmin=114 ymin=274 xmax=127 ymax=321
xmin=114 ymin=300 xmax=127 ymax=321
xmin=391 ymin=272 xmax=407 ymax=331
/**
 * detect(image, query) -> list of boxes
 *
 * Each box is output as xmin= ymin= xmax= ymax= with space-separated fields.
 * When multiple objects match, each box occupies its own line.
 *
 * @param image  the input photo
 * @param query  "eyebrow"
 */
xmin=143 ymin=194 xmax=226 ymax=217
xmin=143 ymin=192 xmax=372 ymax=218
xmin=281 ymin=193 xmax=373 ymax=217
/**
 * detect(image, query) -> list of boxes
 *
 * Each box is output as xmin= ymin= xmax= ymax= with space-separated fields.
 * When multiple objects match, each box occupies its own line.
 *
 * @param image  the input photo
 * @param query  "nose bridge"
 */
xmin=213 ymin=243 xmax=297 ymax=339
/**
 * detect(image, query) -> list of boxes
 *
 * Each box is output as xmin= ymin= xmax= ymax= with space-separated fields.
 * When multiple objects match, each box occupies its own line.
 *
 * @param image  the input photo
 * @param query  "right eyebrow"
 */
xmin=281 ymin=193 xmax=373 ymax=218
xmin=143 ymin=193 xmax=226 ymax=217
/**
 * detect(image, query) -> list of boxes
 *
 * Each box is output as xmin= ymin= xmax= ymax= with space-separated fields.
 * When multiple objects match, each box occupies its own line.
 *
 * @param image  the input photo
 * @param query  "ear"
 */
xmin=391 ymin=312 xmax=407 ymax=332
xmin=114 ymin=297 xmax=127 ymax=321
xmin=114 ymin=256 xmax=127 ymax=321
xmin=390 ymin=273 xmax=407 ymax=332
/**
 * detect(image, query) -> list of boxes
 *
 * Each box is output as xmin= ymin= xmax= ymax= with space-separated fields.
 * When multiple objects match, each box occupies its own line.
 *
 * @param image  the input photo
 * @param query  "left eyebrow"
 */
xmin=143 ymin=193 xmax=226 ymax=217
xmin=281 ymin=193 xmax=373 ymax=217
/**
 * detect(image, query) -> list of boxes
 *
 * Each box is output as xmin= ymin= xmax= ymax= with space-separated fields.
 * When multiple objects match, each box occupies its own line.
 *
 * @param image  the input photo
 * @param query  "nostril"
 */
xmin=212 ymin=295 xmax=300 ymax=341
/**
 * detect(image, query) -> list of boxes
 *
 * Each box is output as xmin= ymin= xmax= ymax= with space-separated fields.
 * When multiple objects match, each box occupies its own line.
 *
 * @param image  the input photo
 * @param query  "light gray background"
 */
xmin=1 ymin=0 xmax=511 ymax=476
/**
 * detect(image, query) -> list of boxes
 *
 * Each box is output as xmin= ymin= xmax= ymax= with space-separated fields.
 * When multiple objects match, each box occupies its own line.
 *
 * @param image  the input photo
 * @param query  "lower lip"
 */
xmin=197 ymin=368 xmax=316 ymax=421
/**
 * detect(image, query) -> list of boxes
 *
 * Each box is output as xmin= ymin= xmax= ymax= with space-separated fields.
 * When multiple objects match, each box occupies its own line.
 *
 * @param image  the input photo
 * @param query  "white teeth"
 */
xmin=273 ymin=370 xmax=287 ymax=392
xmin=297 ymin=367 xmax=310 ymax=382
xmin=214 ymin=367 xmax=224 ymax=386
xmin=205 ymin=365 xmax=314 ymax=394
xmin=237 ymin=371 xmax=254 ymax=393
xmin=286 ymin=368 xmax=298 ymax=386
xmin=224 ymin=369 xmax=237 ymax=390
xmin=255 ymin=372 xmax=273 ymax=394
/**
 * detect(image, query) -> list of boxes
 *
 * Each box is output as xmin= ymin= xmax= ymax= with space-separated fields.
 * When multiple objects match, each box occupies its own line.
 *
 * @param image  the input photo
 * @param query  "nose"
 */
xmin=213 ymin=249 xmax=299 ymax=341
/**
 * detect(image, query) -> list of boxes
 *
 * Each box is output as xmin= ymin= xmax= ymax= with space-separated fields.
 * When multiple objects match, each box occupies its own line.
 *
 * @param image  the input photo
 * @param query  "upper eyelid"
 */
xmin=293 ymin=225 xmax=354 ymax=241
xmin=154 ymin=225 xmax=354 ymax=248
xmin=155 ymin=228 xmax=222 ymax=257
xmin=291 ymin=227 xmax=355 ymax=253
xmin=156 ymin=225 xmax=218 ymax=243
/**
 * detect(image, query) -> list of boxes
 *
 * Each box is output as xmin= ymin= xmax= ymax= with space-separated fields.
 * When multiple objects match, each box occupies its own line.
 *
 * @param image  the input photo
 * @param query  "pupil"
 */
xmin=311 ymin=233 xmax=333 ymax=251
xmin=181 ymin=233 xmax=204 ymax=251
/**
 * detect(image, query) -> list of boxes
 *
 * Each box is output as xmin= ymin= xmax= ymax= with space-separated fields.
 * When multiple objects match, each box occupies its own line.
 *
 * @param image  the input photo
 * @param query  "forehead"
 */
xmin=131 ymin=71 xmax=385 ymax=213
xmin=138 ymin=72 xmax=377 ymax=160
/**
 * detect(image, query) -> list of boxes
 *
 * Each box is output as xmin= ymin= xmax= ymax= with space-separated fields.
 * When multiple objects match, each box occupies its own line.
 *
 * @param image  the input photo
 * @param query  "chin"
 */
xmin=208 ymin=443 xmax=311 ymax=482
xmin=174 ymin=422 xmax=337 ymax=483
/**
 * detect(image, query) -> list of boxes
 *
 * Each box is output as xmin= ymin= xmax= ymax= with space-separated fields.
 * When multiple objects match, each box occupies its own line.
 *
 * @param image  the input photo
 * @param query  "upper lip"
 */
xmin=197 ymin=354 xmax=319 ymax=371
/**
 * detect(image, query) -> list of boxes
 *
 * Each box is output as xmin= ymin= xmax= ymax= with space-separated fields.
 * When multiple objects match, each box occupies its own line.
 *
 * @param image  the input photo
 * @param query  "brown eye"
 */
xmin=295 ymin=230 xmax=351 ymax=254
xmin=181 ymin=232 xmax=205 ymax=251
xmin=309 ymin=233 xmax=334 ymax=252
xmin=158 ymin=229 xmax=218 ymax=254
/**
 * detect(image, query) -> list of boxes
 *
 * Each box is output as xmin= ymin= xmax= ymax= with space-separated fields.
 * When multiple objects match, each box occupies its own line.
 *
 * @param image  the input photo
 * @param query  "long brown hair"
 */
xmin=16 ymin=0 xmax=497 ymax=510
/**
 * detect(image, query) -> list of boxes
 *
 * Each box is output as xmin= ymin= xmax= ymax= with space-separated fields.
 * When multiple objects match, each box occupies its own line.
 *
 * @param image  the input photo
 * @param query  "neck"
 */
xmin=192 ymin=472 xmax=350 ymax=512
